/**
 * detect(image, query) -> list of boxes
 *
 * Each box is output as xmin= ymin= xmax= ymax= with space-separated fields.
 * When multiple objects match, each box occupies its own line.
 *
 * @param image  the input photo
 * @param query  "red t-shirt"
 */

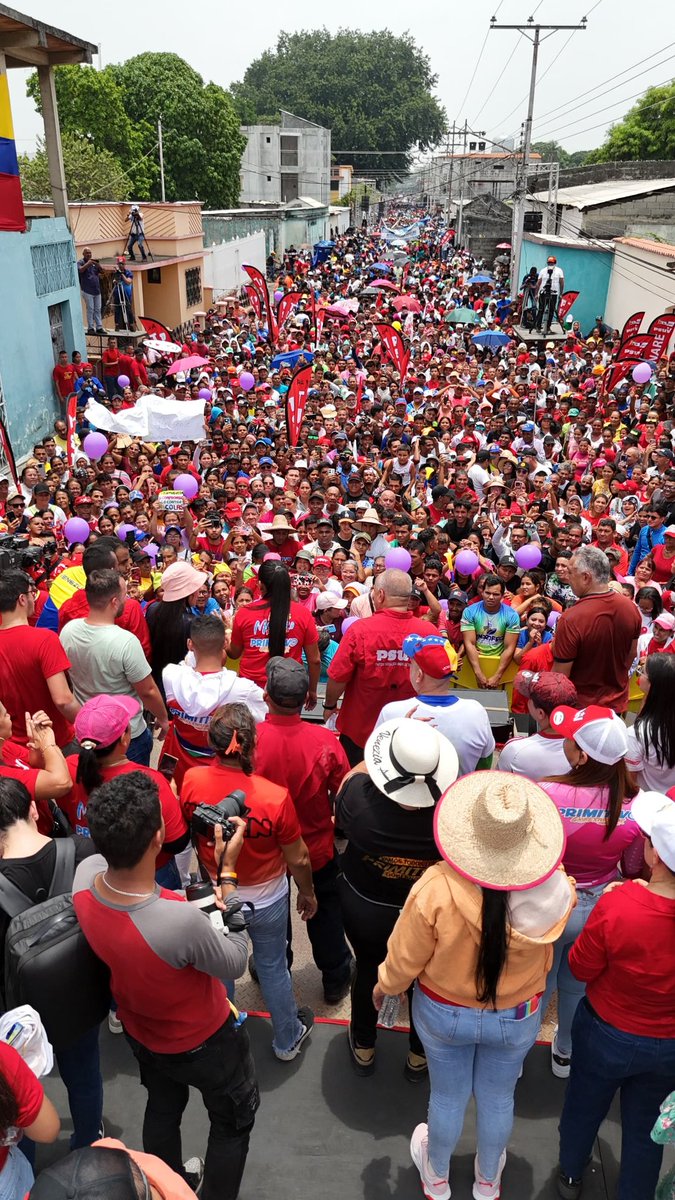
xmin=265 ymin=537 xmax=301 ymax=568
xmin=231 ymin=598 xmax=319 ymax=687
xmin=58 ymin=591 xmax=151 ymax=661
xmin=650 ymin=543 xmax=675 ymax=584
xmin=0 ymin=1041 xmax=43 ymax=1169
xmin=254 ymin=714 xmax=349 ymax=869
xmin=64 ymin=758 xmax=186 ymax=866
xmin=52 ymin=363 xmax=78 ymax=400
xmin=327 ymin=609 xmax=433 ymax=747
xmin=129 ymin=360 xmax=149 ymax=388
xmin=181 ymin=763 xmax=301 ymax=883
xmin=102 ymin=348 xmax=121 ymax=378
xmin=0 ymin=625 xmax=74 ymax=749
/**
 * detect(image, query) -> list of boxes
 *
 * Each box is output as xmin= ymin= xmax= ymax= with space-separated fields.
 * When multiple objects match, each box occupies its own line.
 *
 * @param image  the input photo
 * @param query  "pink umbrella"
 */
xmin=392 ymin=296 xmax=422 ymax=313
xmin=325 ymin=301 xmax=359 ymax=317
xmin=371 ymin=279 xmax=400 ymax=292
xmin=166 ymin=355 xmax=211 ymax=376
xmin=496 ymin=242 xmax=512 ymax=249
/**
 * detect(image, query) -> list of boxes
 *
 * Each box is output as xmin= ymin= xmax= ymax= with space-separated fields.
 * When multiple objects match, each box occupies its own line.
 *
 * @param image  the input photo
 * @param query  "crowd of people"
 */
xmin=0 ymin=214 xmax=675 ymax=1200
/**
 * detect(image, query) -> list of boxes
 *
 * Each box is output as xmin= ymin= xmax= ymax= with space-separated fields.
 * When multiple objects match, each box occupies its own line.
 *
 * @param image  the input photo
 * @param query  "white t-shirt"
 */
xmin=625 ymin=725 xmax=675 ymax=793
xmin=375 ymin=695 xmax=495 ymax=776
xmin=497 ymin=731 xmax=568 ymax=781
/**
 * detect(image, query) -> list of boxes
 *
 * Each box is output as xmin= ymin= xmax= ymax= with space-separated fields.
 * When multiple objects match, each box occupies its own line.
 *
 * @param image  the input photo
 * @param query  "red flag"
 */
xmin=621 ymin=311 xmax=644 ymax=344
xmin=602 ymin=359 xmax=639 ymax=395
xmin=354 ymin=374 xmax=364 ymax=416
xmin=277 ymin=291 xmax=304 ymax=328
xmin=375 ymin=323 xmax=410 ymax=383
xmin=648 ymin=313 xmax=675 ymax=360
xmin=243 ymin=264 xmax=277 ymax=343
xmin=244 ymin=285 xmax=263 ymax=323
xmin=285 ymin=364 xmax=313 ymax=447
xmin=139 ymin=315 xmax=174 ymax=341
xmin=618 ymin=335 xmax=656 ymax=362
xmin=557 ymin=291 xmax=580 ymax=323
xmin=315 ymin=306 xmax=326 ymax=343
xmin=0 ymin=417 xmax=18 ymax=488
xmin=65 ymin=393 xmax=78 ymax=469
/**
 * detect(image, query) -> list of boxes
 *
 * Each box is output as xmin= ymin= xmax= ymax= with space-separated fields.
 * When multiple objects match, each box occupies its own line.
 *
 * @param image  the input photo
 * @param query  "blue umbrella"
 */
xmin=271 ymin=350 xmax=315 ymax=369
xmin=314 ymin=240 xmax=335 ymax=249
xmin=467 ymin=273 xmax=494 ymax=285
xmin=472 ymin=331 xmax=510 ymax=350
xmin=368 ymin=262 xmax=393 ymax=272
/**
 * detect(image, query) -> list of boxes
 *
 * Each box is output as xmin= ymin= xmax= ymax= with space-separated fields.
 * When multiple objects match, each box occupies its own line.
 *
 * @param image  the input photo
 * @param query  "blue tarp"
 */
xmin=271 ymin=350 xmax=315 ymax=369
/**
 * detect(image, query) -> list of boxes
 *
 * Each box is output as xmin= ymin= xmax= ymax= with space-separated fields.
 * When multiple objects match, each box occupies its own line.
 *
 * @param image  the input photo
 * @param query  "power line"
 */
xmin=529 ymin=39 xmax=675 ymax=127
xmin=472 ymin=40 xmax=523 ymax=124
xmin=534 ymin=88 xmax=673 ymax=144
xmin=454 ymin=1 xmax=505 ymax=123
xmin=534 ymin=65 xmax=675 ymax=139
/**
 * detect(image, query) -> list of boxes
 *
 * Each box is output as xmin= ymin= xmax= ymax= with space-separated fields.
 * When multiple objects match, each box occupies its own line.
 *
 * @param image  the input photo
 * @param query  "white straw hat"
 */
xmin=365 ymin=719 xmax=459 ymax=809
xmin=434 ymin=771 xmax=565 ymax=891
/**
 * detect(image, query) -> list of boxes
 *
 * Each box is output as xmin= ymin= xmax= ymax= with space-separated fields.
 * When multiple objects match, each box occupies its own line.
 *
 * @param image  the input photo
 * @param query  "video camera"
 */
xmin=190 ymin=789 xmax=249 ymax=842
xmin=0 ymin=535 xmax=56 ymax=577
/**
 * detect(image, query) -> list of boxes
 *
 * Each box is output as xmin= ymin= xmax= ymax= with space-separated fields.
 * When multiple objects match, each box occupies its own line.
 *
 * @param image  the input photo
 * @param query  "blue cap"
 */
xmin=489 ymin=445 xmax=501 ymax=454
xmin=129 ymin=490 xmax=144 ymax=500
xmin=255 ymin=437 xmax=272 ymax=446
xmin=259 ymin=456 xmax=274 ymax=466
xmin=522 ymin=422 xmax=535 ymax=432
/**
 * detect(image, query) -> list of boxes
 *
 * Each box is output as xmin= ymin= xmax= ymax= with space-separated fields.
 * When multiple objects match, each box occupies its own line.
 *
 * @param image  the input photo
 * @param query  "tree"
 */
xmin=27 ymin=53 xmax=245 ymax=207
xmin=232 ymin=29 xmax=447 ymax=176
xmin=587 ymin=82 xmax=675 ymax=161
xmin=531 ymin=141 xmax=592 ymax=167
xmin=19 ymin=133 xmax=133 ymax=201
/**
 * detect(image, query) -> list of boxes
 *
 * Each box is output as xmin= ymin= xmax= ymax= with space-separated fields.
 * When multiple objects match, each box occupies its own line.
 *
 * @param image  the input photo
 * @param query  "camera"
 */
xmin=0 ymin=535 xmax=47 ymax=573
xmin=190 ymin=789 xmax=249 ymax=841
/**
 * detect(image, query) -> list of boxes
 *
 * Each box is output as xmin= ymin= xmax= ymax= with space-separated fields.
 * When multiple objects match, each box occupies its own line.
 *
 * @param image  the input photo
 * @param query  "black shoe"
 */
xmin=323 ymin=956 xmax=354 ymax=1004
xmin=557 ymin=1170 xmax=582 ymax=1199
xmin=127 ymin=254 xmax=136 ymax=262
xmin=404 ymin=1051 xmax=429 ymax=1083
xmin=347 ymin=1025 xmax=375 ymax=1076
xmin=248 ymin=953 xmax=259 ymax=984
xmin=86 ymin=327 xmax=96 ymax=335
xmin=96 ymin=327 xmax=105 ymax=335
xmin=184 ymin=1157 xmax=204 ymax=1195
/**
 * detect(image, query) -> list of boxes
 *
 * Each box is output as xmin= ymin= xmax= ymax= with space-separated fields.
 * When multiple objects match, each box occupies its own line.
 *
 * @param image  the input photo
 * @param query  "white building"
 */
xmin=239 ymin=111 xmax=331 ymax=207
xmin=604 ymin=236 xmax=675 ymax=329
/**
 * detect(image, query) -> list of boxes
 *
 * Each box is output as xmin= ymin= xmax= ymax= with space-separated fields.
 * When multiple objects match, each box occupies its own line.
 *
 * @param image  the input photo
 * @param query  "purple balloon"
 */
xmin=632 ymin=362 xmax=652 ymax=384
xmin=341 ymin=615 xmax=359 ymax=634
xmin=198 ymin=387 xmax=212 ymax=400
xmin=454 ymin=549 xmax=479 ymax=575
xmin=239 ymin=371 xmax=256 ymax=392
xmin=63 ymin=516 xmax=90 ymax=545
xmin=117 ymin=374 xmax=130 ymax=389
xmin=547 ymin=610 xmax=560 ymax=629
xmin=83 ymin=431 xmax=108 ymax=460
xmin=116 ymin=523 xmax=137 ymax=541
xmin=515 ymin=544 xmax=542 ymax=569
xmin=274 ymin=290 xmax=284 ymax=304
xmin=384 ymin=547 xmax=412 ymax=572
xmin=175 ymin=473 xmax=199 ymax=500
xmin=145 ymin=543 xmax=159 ymax=558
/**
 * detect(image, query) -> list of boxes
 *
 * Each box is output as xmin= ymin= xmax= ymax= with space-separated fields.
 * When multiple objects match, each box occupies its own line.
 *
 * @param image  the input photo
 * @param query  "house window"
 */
xmin=267 ymin=175 xmax=272 ymax=182
xmin=31 ymin=242 xmax=76 ymax=297
xmin=147 ymin=267 xmax=162 ymax=284
xmin=280 ymin=135 xmax=299 ymax=168
xmin=185 ymin=267 xmax=202 ymax=308
xmin=266 ymin=136 xmax=271 ymax=144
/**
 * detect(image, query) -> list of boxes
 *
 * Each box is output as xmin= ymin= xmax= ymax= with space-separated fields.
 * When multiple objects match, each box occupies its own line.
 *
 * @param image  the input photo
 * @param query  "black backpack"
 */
xmin=0 ymin=840 xmax=111 ymax=1049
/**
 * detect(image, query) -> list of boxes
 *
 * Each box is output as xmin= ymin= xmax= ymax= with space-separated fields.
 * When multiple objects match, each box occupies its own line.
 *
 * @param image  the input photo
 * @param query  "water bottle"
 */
xmin=185 ymin=875 xmax=225 ymax=933
xmin=377 ymin=994 xmax=401 ymax=1029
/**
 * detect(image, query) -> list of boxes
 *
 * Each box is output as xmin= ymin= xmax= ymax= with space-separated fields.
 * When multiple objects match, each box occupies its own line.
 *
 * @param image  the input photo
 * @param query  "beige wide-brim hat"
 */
xmin=354 ymin=506 xmax=386 ymax=533
xmin=434 ymin=770 xmax=565 ymax=891
xmin=262 ymin=514 xmax=296 ymax=538
xmin=366 ymin=718 xmax=459 ymax=809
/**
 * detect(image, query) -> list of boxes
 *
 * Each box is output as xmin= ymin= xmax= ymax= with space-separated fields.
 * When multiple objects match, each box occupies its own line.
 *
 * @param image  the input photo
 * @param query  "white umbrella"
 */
xmin=144 ymin=337 xmax=182 ymax=355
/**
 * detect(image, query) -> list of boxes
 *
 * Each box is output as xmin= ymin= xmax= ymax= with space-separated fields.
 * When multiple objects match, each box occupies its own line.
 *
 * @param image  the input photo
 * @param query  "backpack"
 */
xmin=0 ymin=840 xmax=111 ymax=1049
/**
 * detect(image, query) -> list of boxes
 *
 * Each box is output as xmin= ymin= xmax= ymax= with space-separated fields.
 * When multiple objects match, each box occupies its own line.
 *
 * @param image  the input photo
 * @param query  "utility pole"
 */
xmin=158 ymin=116 xmax=166 ymax=202
xmin=490 ymin=16 xmax=587 ymax=288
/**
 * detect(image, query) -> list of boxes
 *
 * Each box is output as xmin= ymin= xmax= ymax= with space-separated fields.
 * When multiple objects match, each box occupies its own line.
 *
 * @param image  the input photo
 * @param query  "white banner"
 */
xmin=84 ymin=396 xmax=206 ymax=442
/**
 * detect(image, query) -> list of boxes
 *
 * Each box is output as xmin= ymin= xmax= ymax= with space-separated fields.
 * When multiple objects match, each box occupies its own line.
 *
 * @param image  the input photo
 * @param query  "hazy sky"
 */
xmin=7 ymin=0 xmax=671 ymax=159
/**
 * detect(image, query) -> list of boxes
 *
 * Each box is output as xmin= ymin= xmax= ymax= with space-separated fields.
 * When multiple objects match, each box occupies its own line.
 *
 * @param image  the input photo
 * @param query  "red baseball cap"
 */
xmin=313 ymin=555 xmax=332 ymax=569
xmin=549 ymin=705 xmax=628 ymax=765
xmin=223 ymin=502 xmax=243 ymax=522
xmin=74 ymin=694 xmax=140 ymax=749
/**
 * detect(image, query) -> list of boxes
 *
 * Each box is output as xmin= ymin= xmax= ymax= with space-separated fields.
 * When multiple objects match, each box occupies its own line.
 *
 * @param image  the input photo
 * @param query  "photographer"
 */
xmin=73 ymin=772 xmax=257 ymax=1200
xmin=181 ymin=702 xmax=317 ymax=1063
xmin=535 ymin=255 xmax=565 ymax=334
xmin=126 ymin=205 xmax=148 ymax=262
xmin=77 ymin=248 xmax=104 ymax=335
xmin=74 ymin=364 xmax=106 ymax=407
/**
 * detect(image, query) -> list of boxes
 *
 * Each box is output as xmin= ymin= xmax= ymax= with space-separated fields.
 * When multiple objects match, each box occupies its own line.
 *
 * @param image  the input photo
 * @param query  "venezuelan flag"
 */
xmin=0 ymin=67 xmax=25 ymax=233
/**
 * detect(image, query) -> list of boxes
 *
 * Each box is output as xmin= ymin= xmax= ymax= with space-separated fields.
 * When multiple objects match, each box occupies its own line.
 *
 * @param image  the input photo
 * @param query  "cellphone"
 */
xmin=158 ymin=754 xmax=178 ymax=783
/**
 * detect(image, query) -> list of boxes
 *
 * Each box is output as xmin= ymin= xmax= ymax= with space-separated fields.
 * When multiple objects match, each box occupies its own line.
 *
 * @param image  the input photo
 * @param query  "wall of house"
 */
xmin=520 ymin=236 xmax=612 ymax=334
xmin=582 ymin=191 xmax=675 ymax=240
xmin=605 ymin=249 xmax=675 ymax=329
xmin=204 ymin=231 xmax=267 ymax=296
xmin=240 ymin=122 xmax=331 ymax=207
xmin=0 ymin=218 xmax=86 ymax=459
xmin=528 ymin=161 xmax=675 ymax=190
xmin=24 ymin=200 xmax=204 ymax=260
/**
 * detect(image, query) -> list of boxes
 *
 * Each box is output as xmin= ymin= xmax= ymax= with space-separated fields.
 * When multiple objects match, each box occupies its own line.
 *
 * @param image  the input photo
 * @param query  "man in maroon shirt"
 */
xmin=255 ymin=657 xmax=352 ymax=1004
xmin=129 ymin=347 xmax=149 ymax=389
xmin=58 ymin=538 xmax=151 ymax=661
xmin=52 ymin=350 xmax=78 ymax=406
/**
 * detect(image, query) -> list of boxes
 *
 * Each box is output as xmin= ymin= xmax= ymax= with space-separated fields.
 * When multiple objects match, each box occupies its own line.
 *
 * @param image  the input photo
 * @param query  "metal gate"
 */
xmin=48 ymin=302 xmax=65 ymax=362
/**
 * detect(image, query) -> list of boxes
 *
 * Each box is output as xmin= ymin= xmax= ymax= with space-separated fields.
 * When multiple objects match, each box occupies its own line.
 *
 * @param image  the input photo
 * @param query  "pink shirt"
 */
xmin=540 ymin=781 xmax=642 ymax=888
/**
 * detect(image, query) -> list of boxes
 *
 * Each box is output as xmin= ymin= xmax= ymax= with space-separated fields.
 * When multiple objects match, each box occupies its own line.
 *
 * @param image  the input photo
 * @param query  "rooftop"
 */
xmin=531 ymin=178 xmax=675 ymax=210
xmin=0 ymin=3 xmax=96 ymax=67
xmin=613 ymin=235 xmax=675 ymax=258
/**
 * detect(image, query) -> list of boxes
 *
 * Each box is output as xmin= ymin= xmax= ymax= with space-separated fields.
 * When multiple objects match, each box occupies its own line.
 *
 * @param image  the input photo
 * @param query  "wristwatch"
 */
xmin=323 ymin=703 xmax=337 ymax=712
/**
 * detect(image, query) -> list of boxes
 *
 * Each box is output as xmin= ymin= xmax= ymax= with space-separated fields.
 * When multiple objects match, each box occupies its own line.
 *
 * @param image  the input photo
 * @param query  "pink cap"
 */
xmin=75 ymin=694 xmax=140 ymax=748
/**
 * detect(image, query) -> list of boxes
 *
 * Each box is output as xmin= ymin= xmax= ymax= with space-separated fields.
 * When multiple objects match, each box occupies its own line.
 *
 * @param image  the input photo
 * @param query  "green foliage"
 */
xmin=19 ymin=132 xmax=133 ymax=202
xmin=27 ymin=54 xmax=246 ymax=207
xmin=232 ymin=28 xmax=447 ymax=176
xmin=587 ymin=82 xmax=675 ymax=161
xmin=531 ymin=141 xmax=592 ymax=167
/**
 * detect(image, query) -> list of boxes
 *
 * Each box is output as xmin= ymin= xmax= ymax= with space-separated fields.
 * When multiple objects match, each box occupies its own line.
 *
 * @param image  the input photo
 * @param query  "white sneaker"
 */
xmin=410 ymin=1123 xmax=451 ymax=1200
xmin=473 ymin=1150 xmax=506 ymax=1199
xmin=551 ymin=1026 xmax=571 ymax=1078
xmin=108 ymin=1011 xmax=123 ymax=1035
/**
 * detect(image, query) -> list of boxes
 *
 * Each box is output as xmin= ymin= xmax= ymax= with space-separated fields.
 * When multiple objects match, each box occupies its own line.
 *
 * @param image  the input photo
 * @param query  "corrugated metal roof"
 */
xmin=614 ymin=236 xmax=675 ymax=257
xmin=531 ymin=178 xmax=675 ymax=210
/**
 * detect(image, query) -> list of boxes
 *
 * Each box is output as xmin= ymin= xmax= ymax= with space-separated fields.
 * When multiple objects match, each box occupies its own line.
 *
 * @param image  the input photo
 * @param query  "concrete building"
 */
xmin=203 ymin=201 xmax=349 ymax=268
xmin=529 ymin=179 xmax=675 ymax=241
xmin=0 ymin=6 xmax=95 ymax=460
xmin=604 ymin=237 xmax=675 ymax=329
xmin=239 ymin=111 xmax=331 ymax=206
xmin=330 ymin=164 xmax=353 ymax=203
xmin=426 ymin=148 xmax=541 ymax=206
xmin=24 ymin=199 xmax=208 ymax=337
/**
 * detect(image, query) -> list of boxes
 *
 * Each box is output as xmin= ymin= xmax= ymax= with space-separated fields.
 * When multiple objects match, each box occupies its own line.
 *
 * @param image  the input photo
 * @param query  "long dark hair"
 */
xmin=634 ymin=653 xmax=675 ymax=769
xmin=635 ymin=586 xmax=663 ymax=619
xmin=148 ymin=597 xmax=190 ymax=683
xmin=476 ymin=889 xmax=511 ymax=1007
xmin=76 ymin=736 xmax=124 ymax=794
xmin=544 ymin=758 xmax=638 ymax=839
xmin=258 ymin=560 xmax=291 ymax=658
xmin=0 ymin=1070 xmax=19 ymax=1137
xmin=209 ymin=703 xmax=256 ymax=775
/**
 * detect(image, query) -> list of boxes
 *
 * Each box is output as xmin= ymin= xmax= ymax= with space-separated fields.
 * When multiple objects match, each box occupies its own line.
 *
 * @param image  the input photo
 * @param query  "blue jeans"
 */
xmin=560 ymin=999 xmax=675 ymax=1199
xmin=128 ymin=726 xmax=153 ymax=766
xmin=0 ymin=1146 xmax=33 ymax=1199
xmin=414 ymin=984 xmax=541 ymax=1182
xmin=228 ymin=891 xmax=302 ymax=1056
xmin=21 ymin=1025 xmax=102 ymax=1163
xmin=541 ymin=884 xmax=604 ymax=1056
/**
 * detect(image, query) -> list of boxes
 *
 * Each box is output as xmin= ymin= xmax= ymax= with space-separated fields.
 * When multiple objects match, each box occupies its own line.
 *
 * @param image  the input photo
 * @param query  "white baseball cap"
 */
xmin=549 ymin=705 xmax=628 ymax=765
xmin=631 ymin=791 xmax=675 ymax=871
